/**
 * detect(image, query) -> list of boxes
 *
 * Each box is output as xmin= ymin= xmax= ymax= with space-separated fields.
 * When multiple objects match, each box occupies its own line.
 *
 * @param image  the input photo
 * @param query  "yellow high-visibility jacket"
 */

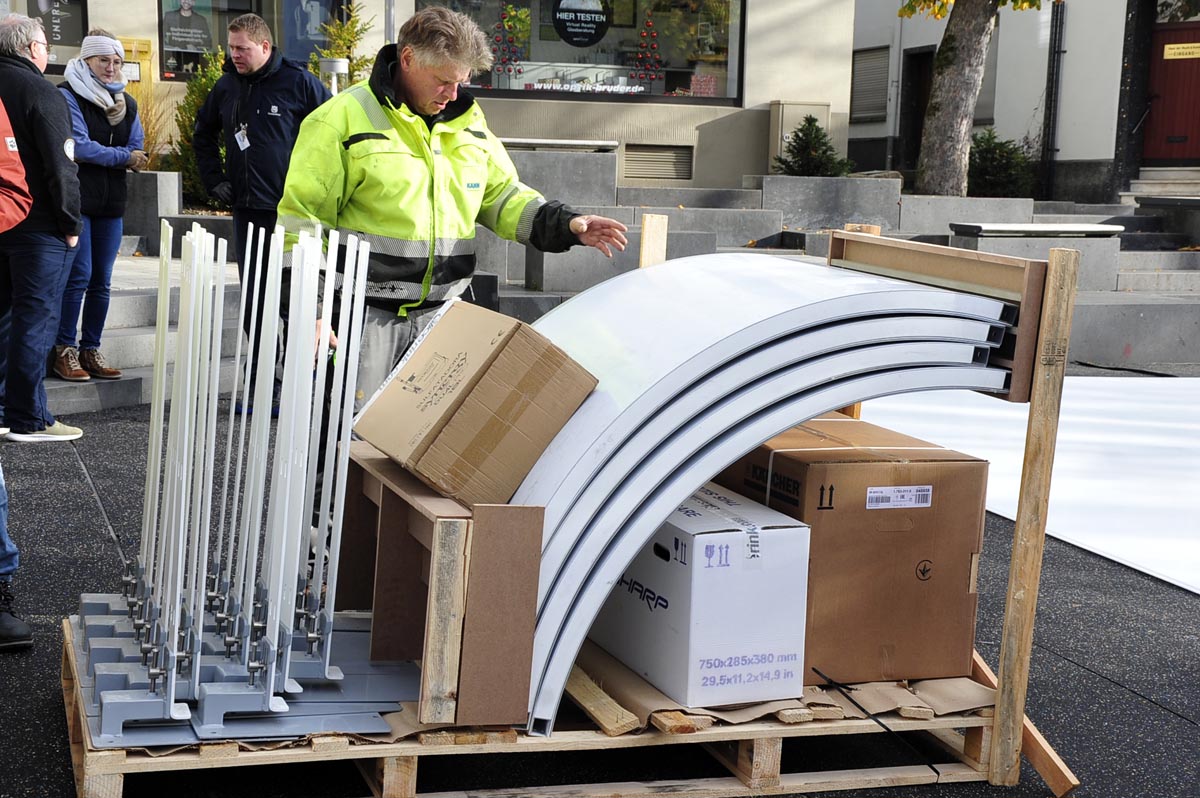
xmin=277 ymin=45 xmax=578 ymax=315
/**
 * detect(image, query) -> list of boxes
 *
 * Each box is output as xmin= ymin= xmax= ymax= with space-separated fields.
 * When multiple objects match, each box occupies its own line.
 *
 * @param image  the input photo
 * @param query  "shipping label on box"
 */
xmin=353 ymin=300 xmax=597 ymax=507
xmin=589 ymin=483 xmax=810 ymax=708
xmin=715 ymin=416 xmax=987 ymax=685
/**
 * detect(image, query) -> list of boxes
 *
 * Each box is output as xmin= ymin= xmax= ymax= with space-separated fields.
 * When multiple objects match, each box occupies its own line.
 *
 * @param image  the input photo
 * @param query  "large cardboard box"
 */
xmin=354 ymin=301 xmax=597 ymax=508
xmin=715 ymin=413 xmax=987 ymax=686
xmin=589 ymin=483 xmax=810 ymax=708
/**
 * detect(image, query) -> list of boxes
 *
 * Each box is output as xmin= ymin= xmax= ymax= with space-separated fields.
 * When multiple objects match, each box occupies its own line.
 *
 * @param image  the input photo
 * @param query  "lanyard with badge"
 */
xmin=235 ymin=122 xmax=250 ymax=151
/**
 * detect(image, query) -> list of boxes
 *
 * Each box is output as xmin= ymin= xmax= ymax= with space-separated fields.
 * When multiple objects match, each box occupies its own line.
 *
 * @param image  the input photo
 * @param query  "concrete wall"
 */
xmin=898 ymin=195 xmax=1033 ymax=234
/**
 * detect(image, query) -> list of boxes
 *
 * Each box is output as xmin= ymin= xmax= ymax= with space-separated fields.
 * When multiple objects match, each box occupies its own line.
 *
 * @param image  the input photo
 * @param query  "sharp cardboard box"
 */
xmin=354 ymin=301 xmax=597 ymax=508
xmin=715 ymin=413 xmax=987 ymax=686
xmin=589 ymin=483 xmax=810 ymax=708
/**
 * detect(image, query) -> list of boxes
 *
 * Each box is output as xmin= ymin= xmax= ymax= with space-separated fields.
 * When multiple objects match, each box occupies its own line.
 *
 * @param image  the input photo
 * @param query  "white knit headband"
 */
xmin=79 ymin=35 xmax=124 ymax=61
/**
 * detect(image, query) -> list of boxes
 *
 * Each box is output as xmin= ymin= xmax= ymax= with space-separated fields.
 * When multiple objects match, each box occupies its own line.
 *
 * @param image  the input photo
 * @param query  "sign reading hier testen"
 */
xmin=552 ymin=0 xmax=611 ymax=47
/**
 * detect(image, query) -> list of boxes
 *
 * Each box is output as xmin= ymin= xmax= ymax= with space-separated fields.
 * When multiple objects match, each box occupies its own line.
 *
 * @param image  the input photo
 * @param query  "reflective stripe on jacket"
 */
xmin=277 ymin=45 xmax=547 ymax=314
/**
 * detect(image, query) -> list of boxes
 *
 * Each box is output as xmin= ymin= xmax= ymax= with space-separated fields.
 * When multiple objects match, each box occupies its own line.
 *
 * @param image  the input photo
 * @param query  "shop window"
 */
xmin=7 ymin=0 xmax=89 ymax=76
xmin=158 ymin=0 xmax=340 ymax=80
xmin=850 ymin=47 xmax=888 ymax=123
xmin=421 ymin=0 xmax=743 ymax=103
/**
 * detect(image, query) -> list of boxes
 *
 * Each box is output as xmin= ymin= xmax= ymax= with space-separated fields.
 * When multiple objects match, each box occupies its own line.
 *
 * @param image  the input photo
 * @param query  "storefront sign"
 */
xmin=552 ymin=0 xmax=611 ymax=48
xmin=1164 ymin=42 xmax=1200 ymax=60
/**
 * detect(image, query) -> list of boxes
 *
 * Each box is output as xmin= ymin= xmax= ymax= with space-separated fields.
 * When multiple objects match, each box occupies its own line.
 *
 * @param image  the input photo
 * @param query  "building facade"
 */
xmin=2 ymin=0 xmax=855 ymax=189
xmin=849 ymin=0 xmax=1200 ymax=203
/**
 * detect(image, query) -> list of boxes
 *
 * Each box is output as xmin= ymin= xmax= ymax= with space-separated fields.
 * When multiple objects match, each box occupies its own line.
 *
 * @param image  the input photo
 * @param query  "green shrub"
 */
xmin=308 ymin=3 xmax=375 ymax=88
xmin=773 ymin=115 xmax=854 ymax=177
xmin=968 ymin=128 xmax=1036 ymax=198
xmin=168 ymin=49 xmax=226 ymax=208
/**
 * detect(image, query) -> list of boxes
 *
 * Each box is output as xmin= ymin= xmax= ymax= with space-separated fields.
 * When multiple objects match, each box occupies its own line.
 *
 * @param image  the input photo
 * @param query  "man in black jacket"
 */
xmin=0 ymin=13 xmax=83 ymax=443
xmin=194 ymin=13 xmax=329 ymax=408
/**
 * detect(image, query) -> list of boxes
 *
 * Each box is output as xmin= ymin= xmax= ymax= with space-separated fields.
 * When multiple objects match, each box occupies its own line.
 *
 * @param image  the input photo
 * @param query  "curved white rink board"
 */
xmin=537 ymin=340 xmax=990 ymax=631
xmin=527 ymin=365 xmax=1010 ymax=734
xmin=534 ymin=316 xmax=1003 ymax=609
xmin=517 ymin=254 xmax=1006 ymax=541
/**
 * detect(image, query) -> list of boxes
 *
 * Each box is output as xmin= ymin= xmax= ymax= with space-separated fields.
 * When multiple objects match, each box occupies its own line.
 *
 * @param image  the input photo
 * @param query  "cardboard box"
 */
xmin=339 ymin=441 xmax=542 ymax=726
xmin=354 ymin=301 xmax=597 ymax=507
xmin=715 ymin=413 xmax=987 ymax=685
xmin=589 ymin=483 xmax=810 ymax=708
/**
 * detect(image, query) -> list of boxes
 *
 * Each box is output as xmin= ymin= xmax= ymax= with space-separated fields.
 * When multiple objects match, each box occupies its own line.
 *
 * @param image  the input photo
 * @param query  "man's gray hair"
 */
xmin=399 ymin=6 xmax=493 ymax=76
xmin=0 ymin=13 xmax=44 ymax=60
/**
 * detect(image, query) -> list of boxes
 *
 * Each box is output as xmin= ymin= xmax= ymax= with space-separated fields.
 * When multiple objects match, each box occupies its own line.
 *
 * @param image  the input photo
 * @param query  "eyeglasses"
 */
xmin=28 ymin=39 xmax=49 ymax=56
xmin=93 ymin=55 xmax=124 ymax=69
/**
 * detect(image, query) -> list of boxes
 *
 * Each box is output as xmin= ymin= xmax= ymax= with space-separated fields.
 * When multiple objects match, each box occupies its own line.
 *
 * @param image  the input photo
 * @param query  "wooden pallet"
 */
xmin=62 ymin=618 xmax=996 ymax=798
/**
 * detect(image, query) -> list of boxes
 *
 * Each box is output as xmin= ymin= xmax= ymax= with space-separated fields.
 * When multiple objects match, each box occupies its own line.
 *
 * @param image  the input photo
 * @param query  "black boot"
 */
xmin=0 ymin=581 xmax=33 ymax=651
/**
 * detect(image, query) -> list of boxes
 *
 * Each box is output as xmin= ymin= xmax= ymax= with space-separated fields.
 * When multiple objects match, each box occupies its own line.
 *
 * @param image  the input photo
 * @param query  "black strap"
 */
xmin=812 ymin=667 xmax=942 ymax=779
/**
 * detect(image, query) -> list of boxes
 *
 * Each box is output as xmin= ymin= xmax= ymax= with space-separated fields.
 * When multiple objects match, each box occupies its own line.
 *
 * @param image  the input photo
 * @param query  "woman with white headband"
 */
xmin=53 ymin=29 xmax=148 ymax=383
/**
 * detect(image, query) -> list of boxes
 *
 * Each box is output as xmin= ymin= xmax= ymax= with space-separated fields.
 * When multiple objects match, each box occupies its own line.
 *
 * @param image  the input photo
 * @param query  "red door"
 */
xmin=1144 ymin=22 xmax=1200 ymax=163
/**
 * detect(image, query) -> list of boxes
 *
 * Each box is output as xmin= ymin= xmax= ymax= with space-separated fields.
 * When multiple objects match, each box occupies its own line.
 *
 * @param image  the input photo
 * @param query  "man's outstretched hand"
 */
xmin=570 ymin=214 xmax=628 ymax=258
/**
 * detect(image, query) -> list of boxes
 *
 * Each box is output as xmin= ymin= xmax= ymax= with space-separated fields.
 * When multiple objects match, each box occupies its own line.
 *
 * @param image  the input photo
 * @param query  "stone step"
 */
xmin=1117 ymin=231 xmax=1192 ymax=251
xmin=98 ymin=285 xmax=243 ymax=330
xmin=1032 ymin=214 xmax=1118 ymax=225
xmin=1118 ymin=250 xmax=1200 ymax=271
xmin=46 ymin=358 xmax=239 ymax=418
xmin=1116 ymin=270 xmax=1200 ymax=292
xmin=91 ymin=318 xmax=243 ymax=370
xmin=1128 ymin=178 xmax=1200 ymax=195
xmin=1070 ymin=290 xmax=1200 ymax=368
xmin=616 ymin=186 xmax=763 ymax=210
xmin=1138 ymin=167 xmax=1200 ymax=180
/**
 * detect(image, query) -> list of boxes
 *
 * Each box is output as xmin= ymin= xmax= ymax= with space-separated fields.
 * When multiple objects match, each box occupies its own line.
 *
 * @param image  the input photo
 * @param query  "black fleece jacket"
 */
xmin=0 ymin=54 xmax=81 ymax=237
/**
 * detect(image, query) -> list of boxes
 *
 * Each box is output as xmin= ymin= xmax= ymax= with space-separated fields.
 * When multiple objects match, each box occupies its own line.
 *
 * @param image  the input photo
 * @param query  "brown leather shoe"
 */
xmin=79 ymin=348 xmax=122 ymax=380
xmin=53 ymin=345 xmax=90 ymax=382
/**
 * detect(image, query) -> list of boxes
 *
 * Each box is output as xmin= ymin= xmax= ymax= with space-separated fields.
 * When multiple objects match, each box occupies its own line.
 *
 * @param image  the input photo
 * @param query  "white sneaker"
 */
xmin=6 ymin=421 xmax=83 ymax=442
xmin=0 ymin=426 xmax=8 ymax=437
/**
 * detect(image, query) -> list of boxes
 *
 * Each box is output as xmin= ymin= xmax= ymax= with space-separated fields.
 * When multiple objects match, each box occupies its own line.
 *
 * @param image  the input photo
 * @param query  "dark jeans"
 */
xmin=0 ymin=231 xmax=74 ymax=433
xmin=57 ymin=214 xmax=123 ymax=350
xmin=0 ymin=458 xmax=15 ymax=580
xmin=233 ymin=207 xmax=279 ymax=385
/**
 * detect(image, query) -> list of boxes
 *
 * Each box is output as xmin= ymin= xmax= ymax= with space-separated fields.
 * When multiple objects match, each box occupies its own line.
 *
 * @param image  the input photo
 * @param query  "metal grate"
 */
xmin=624 ymin=145 xmax=694 ymax=180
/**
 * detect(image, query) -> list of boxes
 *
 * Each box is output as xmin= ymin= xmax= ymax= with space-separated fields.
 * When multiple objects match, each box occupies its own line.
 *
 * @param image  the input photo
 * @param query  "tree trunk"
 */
xmin=914 ymin=0 xmax=1001 ymax=196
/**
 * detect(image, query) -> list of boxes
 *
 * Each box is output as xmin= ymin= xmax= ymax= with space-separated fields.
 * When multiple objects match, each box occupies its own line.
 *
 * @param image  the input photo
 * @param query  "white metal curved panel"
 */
xmin=517 ymin=254 xmax=1006 ymax=535
xmin=533 ymin=316 xmax=1003 ymax=609
xmin=527 ymin=364 xmax=1009 ymax=733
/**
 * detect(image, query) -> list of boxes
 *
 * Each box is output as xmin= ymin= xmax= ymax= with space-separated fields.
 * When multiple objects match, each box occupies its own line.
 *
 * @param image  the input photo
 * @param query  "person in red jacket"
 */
xmin=0 ymin=94 xmax=33 ymax=651
xmin=0 ymin=97 xmax=32 ymax=232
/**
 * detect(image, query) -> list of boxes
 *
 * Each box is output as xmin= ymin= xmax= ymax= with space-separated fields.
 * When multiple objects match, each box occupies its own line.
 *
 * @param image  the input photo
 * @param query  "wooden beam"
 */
xmin=650 ymin=711 xmax=715 ymax=734
xmin=357 ymin=755 xmax=418 ymax=798
xmin=703 ymin=737 xmax=783 ymax=789
xmin=990 ymin=247 xmax=1079 ymax=787
xmin=974 ymin=651 xmax=1079 ymax=796
xmin=565 ymin=665 xmax=640 ymax=737
xmin=843 ymin=223 xmax=882 ymax=235
xmin=639 ymin=213 xmax=669 ymax=268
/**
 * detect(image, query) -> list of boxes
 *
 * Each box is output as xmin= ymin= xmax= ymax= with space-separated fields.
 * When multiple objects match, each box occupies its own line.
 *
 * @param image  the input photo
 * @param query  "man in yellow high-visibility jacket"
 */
xmin=277 ymin=5 xmax=627 ymax=408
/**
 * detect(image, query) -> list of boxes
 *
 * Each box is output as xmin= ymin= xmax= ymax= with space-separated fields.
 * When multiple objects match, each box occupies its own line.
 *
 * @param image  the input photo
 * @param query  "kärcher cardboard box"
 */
xmin=589 ymin=483 xmax=810 ymax=708
xmin=715 ymin=413 xmax=987 ymax=686
xmin=354 ymin=300 xmax=597 ymax=508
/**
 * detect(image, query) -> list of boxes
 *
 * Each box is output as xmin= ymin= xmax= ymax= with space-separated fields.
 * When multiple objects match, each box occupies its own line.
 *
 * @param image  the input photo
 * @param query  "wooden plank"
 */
xmin=198 ymin=742 xmax=240 ymax=759
xmin=834 ymin=403 xmax=861 ymax=419
xmin=897 ymin=705 xmax=935 ymax=720
xmin=336 ymin=458 xmax=378 ymax=610
xmin=453 ymin=504 xmax=542 ymax=727
xmin=826 ymin=229 xmax=1047 ymax=403
xmin=704 ymin=737 xmax=783 ymax=789
xmin=773 ymin=706 xmax=814 ymax=723
xmin=974 ymin=651 xmax=1079 ymax=796
xmin=418 ymin=728 xmax=519 ymax=746
xmin=639 ymin=213 xmax=669 ymax=268
xmin=369 ymin=491 xmax=427 ymax=663
xmin=842 ymin=223 xmax=882 ymax=235
xmin=990 ymin=246 xmax=1079 ymax=789
xmin=358 ymin=755 xmax=419 ymax=798
xmin=78 ymin=772 xmax=124 ymax=798
xmin=310 ymin=736 xmax=351 ymax=754
xmin=650 ymin=710 xmax=715 ymax=734
xmin=418 ymin=517 xmax=470 ymax=724
xmin=566 ymin=665 xmax=641 ymax=737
